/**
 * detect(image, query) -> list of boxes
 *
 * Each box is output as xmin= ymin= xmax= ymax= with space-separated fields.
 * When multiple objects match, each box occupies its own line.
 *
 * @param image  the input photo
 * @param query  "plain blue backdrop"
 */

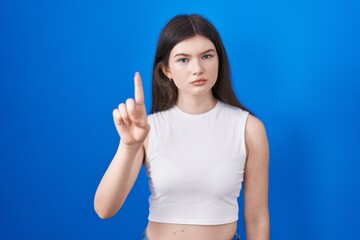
xmin=1 ymin=0 xmax=359 ymax=239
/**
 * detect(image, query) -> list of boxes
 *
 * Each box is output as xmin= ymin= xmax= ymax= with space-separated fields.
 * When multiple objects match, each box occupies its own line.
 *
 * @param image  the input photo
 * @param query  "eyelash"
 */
xmin=202 ymin=54 xmax=213 ymax=60
xmin=178 ymin=58 xmax=189 ymax=63
xmin=177 ymin=54 xmax=214 ymax=63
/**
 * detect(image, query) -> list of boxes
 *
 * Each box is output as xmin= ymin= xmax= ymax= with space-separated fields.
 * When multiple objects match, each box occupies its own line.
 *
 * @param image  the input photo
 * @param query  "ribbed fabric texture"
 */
xmin=145 ymin=101 xmax=249 ymax=225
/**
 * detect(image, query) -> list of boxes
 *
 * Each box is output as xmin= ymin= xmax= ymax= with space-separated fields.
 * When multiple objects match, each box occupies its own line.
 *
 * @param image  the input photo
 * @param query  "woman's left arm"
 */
xmin=243 ymin=115 xmax=270 ymax=240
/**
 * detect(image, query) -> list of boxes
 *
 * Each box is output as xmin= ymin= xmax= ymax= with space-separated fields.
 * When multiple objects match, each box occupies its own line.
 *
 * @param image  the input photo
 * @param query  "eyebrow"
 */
xmin=173 ymin=49 xmax=216 ymax=58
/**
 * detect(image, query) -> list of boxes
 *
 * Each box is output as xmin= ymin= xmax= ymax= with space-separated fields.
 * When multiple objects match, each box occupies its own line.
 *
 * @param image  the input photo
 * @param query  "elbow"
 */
xmin=244 ymin=213 xmax=270 ymax=232
xmin=244 ymin=208 xmax=270 ymax=228
xmin=94 ymin=198 xmax=118 ymax=220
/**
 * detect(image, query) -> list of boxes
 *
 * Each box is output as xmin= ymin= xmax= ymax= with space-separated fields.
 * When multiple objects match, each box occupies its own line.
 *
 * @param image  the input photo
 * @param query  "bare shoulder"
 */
xmin=245 ymin=114 xmax=269 ymax=155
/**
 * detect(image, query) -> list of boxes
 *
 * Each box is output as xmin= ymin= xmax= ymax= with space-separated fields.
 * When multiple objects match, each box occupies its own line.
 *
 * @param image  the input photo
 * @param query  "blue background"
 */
xmin=1 ymin=0 xmax=359 ymax=239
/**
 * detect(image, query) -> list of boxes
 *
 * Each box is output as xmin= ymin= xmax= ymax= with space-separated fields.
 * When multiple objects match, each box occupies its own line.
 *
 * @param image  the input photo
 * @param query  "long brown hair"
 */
xmin=150 ymin=14 xmax=252 ymax=114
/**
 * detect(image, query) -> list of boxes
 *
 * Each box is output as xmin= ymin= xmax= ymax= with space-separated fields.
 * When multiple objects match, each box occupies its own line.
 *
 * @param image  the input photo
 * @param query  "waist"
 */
xmin=146 ymin=221 xmax=238 ymax=240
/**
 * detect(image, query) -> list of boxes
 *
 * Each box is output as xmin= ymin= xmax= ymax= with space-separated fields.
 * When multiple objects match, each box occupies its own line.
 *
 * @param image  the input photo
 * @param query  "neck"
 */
xmin=176 ymin=94 xmax=217 ymax=114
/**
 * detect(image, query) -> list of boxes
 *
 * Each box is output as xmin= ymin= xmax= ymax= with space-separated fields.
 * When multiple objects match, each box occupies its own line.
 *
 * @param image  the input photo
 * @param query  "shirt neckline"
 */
xmin=173 ymin=100 xmax=221 ymax=118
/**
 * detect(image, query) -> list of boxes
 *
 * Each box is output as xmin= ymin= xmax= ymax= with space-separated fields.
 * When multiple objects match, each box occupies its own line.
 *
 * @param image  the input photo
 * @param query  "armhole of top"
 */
xmin=242 ymin=111 xmax=250 ymax=160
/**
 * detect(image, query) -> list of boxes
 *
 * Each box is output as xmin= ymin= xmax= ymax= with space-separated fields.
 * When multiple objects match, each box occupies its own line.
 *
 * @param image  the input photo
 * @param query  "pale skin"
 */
xmin=94 ymin=35 xmax=269 ymax=240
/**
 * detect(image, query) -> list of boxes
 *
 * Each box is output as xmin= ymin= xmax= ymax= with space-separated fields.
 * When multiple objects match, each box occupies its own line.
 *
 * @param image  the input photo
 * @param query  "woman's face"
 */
xmin=164 ymin=35 xmax=219 ymax=101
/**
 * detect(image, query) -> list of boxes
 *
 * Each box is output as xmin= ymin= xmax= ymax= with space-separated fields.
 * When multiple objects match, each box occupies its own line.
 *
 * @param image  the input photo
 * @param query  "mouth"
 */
xmin=191 ymin=79 xmax=207 ymax=86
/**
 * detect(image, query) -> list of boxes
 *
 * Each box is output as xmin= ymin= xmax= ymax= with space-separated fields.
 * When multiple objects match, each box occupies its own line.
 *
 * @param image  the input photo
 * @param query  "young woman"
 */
xmin=94 ymin=14 xmax=270 ymax=240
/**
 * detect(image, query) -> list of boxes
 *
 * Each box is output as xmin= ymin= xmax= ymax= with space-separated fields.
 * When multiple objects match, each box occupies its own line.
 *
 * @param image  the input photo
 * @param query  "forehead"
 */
xmin=170 ymin=35 xmax=216 ymax=56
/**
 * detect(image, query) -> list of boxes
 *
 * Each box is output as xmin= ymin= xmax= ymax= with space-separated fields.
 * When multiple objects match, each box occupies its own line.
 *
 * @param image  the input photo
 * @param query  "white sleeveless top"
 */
xmin=145 ymin=101 xmax=249 ymax=225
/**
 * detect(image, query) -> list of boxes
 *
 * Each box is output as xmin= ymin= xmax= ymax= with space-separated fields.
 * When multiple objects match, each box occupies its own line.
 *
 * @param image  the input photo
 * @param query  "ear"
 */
xmin=161 ymin=64 xmax=172 ymax=80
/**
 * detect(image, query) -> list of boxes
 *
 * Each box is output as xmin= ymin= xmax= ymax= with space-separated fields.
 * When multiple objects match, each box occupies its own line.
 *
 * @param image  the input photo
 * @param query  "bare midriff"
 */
xmin=146 ymin=221 xmax=238 ymax=240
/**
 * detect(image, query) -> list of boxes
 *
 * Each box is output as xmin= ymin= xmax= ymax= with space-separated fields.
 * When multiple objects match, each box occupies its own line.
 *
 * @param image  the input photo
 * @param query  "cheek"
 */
xmin=210 ymin=61 xmax=219 ymax=78
xmin=168 ymin=63 xmax=182 ymax=77
xmin=169 ymin=65 xmax=188 ymax=82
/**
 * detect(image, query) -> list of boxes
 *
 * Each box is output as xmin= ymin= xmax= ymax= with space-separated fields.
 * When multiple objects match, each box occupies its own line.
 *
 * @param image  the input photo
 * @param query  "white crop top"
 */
xmin=145 ymin=101 xmax=249 ymax=225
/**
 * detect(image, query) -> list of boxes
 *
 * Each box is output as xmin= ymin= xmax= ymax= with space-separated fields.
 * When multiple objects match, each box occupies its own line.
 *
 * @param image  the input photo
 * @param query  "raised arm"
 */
xmin=94 ymin=72 xmax=150 ymax=219
xmin=243 ymin=115 xmax=270 ymax=240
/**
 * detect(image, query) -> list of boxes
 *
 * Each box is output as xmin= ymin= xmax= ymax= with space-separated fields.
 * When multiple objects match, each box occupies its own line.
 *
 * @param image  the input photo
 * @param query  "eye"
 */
xmin=202 ymin=54 xmax=213 ymax=60
xmin=177 ymin=58 xmax=189 ymax=63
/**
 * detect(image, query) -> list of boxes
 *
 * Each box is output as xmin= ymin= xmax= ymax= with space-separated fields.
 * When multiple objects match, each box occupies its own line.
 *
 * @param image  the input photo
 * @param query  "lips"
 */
xmin=191 ymin=79 xmax=207 ymax=85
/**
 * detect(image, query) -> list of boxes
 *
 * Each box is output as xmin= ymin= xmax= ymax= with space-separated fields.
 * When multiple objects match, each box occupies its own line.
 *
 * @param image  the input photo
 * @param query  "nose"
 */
xmin=191 ymin=58 xmax=204 ymax=76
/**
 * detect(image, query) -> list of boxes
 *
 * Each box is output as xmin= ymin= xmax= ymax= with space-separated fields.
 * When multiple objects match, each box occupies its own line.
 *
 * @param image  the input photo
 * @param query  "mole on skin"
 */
xmin=173 ymin=229 xmax=184 ymax=235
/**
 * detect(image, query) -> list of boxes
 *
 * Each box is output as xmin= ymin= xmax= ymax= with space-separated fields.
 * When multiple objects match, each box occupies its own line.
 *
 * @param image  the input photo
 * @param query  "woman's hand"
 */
xmin=112 ymin=72 xmax=149 ymax=148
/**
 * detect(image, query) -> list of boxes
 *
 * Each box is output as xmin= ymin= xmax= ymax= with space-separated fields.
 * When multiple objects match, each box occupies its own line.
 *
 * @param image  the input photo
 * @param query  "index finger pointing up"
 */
xmin=134 ymin=72 xmax=145 ymax=105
